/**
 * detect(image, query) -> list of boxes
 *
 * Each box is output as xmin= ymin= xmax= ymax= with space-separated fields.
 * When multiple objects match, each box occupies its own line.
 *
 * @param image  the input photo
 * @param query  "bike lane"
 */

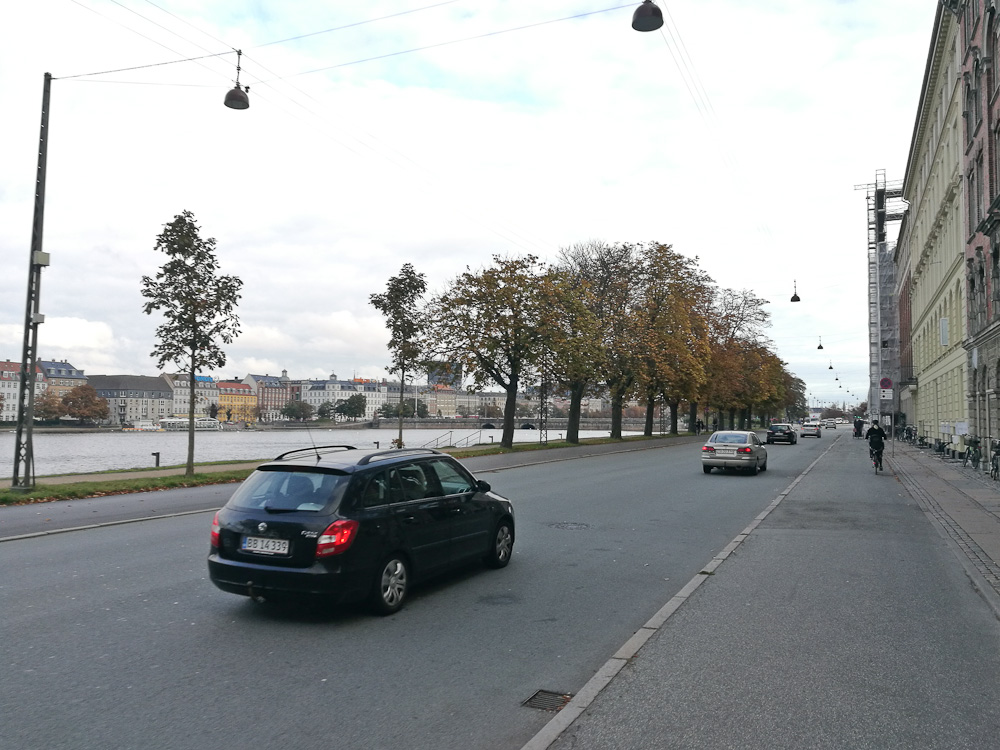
xmin=526 ymin=433 xmax=1000 ymax=750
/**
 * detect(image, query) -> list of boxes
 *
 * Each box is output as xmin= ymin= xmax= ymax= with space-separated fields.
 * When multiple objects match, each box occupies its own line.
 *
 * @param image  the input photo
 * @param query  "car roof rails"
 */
xmin=273 ymin=445 xmax=358 ymax=461
xmin=357 ymin=448 xmax=443 ymax=465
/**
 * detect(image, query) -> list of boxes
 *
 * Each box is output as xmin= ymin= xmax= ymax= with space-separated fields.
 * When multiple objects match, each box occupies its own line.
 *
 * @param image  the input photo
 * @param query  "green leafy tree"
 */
xmin=62 ymin=385 xmax=110 ymax=424
xmin=280 ymin=400 xmax=314 ymax=421
xmin=335 ymin=394 xmax=367 ymax=421
xmin=140 ymin=211 xmax=242 ymax=476
xmin=370 ymin=263 xmax=427 ymax=449
xmin=317 ymin=401 xmax=334 ymax=420
xmin=424 ymin=255 xmax=549 ymax=448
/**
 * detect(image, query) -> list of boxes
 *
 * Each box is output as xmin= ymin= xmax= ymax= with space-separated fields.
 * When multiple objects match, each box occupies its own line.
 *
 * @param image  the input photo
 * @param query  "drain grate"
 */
xmin=522 ymin=689 xmax=573 ymax=712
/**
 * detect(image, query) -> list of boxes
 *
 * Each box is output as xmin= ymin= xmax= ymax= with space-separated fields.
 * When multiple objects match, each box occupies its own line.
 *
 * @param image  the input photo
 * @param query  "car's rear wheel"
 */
xmin=749 ymin=460 xmax=759 ymax=476
xmin=371 ymin=554 xmax=409 ymax=616
xmin=761 ymin=457 xmax=768 ymax=472
xmin=484 ymin=519 xmax=514 ymax=568
xmin=703 ymin=465 xmax=712 ymax=474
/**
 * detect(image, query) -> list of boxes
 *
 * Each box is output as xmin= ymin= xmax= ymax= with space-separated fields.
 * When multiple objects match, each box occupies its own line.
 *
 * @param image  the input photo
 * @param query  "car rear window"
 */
xmin=711 ymin=434 xmax=749 ymax=444
xmin=226 ymin=468 xmax=350 ymax=513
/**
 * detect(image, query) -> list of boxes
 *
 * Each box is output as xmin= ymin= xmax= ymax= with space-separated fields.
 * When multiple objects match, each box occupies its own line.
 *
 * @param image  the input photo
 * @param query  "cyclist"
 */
xmin=866 ymin=419 xmax=887 ymax=470
xmin=853 ymin=417 xmax=864 ymax=439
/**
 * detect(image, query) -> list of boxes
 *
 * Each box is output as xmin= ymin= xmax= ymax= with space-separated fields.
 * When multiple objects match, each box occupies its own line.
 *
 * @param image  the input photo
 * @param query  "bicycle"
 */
xmin=963 ymin=437 xmax=981 ymax=470
xmin=870 ymin=445 xmax=883 ymax=473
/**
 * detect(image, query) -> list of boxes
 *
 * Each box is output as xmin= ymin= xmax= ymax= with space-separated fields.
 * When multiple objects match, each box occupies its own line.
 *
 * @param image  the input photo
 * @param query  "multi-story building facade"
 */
xmin=38 ymin=360 xmax=87 ymax=399
xmin=898 ymin=5 xmax=969 ymax=450
xmin=956 ymin=0 xmax=1000 ymax=440
xmin=88 ymin=374 xmax=173 ymax=426
xmin=0 ymin=360 xmax=46 ymax=422
xmin=244 ymin=371 xmax=292 ymax=422
xmin=216 ymin=380 xmax=256 ymax=422
xmin=302 ymin=376 xmax=390 ymax=421
xmin=164 ymin=373 xmax=219 ymax=418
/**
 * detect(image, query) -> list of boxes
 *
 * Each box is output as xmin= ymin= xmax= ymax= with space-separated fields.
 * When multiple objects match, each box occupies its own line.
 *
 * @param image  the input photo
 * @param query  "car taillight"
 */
xmin=315 ymin=519 xmax=359 ymax=558
xmin=210 ymin=511 xmax=220 ymax=548
xmin=737 ymin=446 xmax=753 ymax=454
xmin=701 ymin=445 xmax=715 ymax=453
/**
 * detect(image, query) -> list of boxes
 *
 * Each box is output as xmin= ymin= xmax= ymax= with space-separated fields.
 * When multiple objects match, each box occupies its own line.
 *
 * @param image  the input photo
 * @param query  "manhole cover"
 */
xmin=548 ymin=522 xmax=590 ymax=530
xmin=522 ymin=689 xmax=573 ymax=712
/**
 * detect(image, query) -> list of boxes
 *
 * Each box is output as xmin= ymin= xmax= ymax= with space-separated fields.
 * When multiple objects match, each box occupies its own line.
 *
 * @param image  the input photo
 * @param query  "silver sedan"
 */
xmin=701 ymin=430 xmax=768 ymax=475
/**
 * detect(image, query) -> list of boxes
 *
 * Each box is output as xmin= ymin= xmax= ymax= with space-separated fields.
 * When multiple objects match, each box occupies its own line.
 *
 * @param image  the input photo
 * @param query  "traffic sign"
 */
xmin=879 ymin=377 xmax=893 ymax=389
xmin=879 ymin=388 xmax=892 ymax=400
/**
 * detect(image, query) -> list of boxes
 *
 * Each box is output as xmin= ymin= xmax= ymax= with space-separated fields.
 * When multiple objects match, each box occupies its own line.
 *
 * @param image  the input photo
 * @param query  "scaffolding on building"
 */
xmin=855 ymin=169 xmax=906 ymax=418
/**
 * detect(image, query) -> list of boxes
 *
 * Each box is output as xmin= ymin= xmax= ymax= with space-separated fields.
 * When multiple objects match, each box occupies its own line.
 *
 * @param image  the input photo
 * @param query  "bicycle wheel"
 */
xmin=963 ymin=451 xmax=970 ymax=467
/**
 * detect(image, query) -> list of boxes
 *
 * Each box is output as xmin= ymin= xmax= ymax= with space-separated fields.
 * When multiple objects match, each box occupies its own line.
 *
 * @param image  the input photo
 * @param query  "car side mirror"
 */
xmin=476 ymin=479 xmax=491 ymax=493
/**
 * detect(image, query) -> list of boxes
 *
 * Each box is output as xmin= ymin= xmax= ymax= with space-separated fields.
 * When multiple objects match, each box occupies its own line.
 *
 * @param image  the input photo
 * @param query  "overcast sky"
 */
xmin=0 ymin=0 xmax=936 ymax=406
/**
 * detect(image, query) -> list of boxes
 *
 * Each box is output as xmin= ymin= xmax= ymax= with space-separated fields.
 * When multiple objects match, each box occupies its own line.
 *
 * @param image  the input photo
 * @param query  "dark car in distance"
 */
xmin=766 ymin=423 xmax=798 ymax=444
xmin=208 ymin=446 xmax=514 ymax=615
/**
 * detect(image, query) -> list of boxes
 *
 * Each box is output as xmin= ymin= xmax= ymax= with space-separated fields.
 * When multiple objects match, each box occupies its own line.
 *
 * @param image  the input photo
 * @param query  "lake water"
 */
xmin=0 ymin=426 xmax=637 ymax=477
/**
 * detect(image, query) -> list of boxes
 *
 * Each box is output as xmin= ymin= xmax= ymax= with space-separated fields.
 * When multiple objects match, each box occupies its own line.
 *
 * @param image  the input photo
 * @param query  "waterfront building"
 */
xmin=216 ymin=380 xmax=256 ymax=422
xmin=164 ymin=373 xmax=219 ymax=418
xmin=897 ymin=5 xmax=969 ymax=449
xmin=244 ymin=371 xmax=292 ymax=422
xmin=38 ymin=360 xmax=87 ymax=399
xmin=88 ymin=374 xmax=173 ymax=426
xmin=304 ymin=376 xmax=389 ymax=421
xmin=0 ymin=360 xmax=47 ymax=423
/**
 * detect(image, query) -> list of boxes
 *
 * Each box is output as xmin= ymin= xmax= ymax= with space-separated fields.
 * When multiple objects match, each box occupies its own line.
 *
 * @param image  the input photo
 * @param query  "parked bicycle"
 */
xmin=963 ymin=436 xmax=982 ymax=470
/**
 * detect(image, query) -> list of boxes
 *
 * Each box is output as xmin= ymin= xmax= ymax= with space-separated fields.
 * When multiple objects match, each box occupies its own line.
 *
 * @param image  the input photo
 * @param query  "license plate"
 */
xmin=716 ymin=448 xmax=735 ymax=455
xmin=241 ymin=536 xmax=289 ymax=555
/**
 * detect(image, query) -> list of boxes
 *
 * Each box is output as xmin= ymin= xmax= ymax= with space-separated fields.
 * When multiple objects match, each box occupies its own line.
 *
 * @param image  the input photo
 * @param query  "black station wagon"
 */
xmin=208 ymin=446 xmax=515 ymax=614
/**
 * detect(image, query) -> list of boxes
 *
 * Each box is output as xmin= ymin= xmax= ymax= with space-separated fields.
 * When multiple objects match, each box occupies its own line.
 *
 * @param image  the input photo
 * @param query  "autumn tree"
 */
xmin=633 ymin=243 xmax=715 ymax=436
xmin=425 ymin=255 xmax=548 ymax=448
xmin=370 ymin=263 xmax=427 ymax=448
xmin=702 ymin=289 xmax=772 ymax=429
xmin=62 ymin=385 xmax=109 ymax=424
xmin=34 ymin=389 xmax=66 ymax=421
xmin=550 ymin=241 xmax=621 ymax=443
xmin=141 ymin=211 xmax=242 ymax=476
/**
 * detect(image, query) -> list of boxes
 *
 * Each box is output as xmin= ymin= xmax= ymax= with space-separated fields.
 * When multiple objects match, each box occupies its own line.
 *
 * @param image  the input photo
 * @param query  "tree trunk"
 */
xmin=610 ymin=390 xmax=624 ymax=439
xmin=567 ymin=382 xmax=585 ymax=444
xmin=186 ymin=357 xmax=196 ymax=477
xmin=728 ymin=408 xmax=736 ymax=430
xmin=689 ymin=402 xmax=698 ymax=434
xmin=501 ymin=379 xmax=519 ymax=448
xmin=643 ymin=397 xmax=655 ymax=437
xmin=668 ymin=400 xmax=680 ymax=434
xmin=397 ymin=366 xmax=405 ymax=448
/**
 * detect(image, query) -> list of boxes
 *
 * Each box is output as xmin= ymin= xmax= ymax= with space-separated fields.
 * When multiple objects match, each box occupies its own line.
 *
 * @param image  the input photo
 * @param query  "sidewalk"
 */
xmin=888 ymin=440 xmax=1000 ymax=602
xmin=523 ymin=435 xmax=1000 ymax=750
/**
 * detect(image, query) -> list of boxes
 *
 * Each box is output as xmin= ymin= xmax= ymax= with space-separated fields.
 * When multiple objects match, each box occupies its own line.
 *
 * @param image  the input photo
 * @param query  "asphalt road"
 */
xmin=4 ymin=431 xmax=966 ymax=750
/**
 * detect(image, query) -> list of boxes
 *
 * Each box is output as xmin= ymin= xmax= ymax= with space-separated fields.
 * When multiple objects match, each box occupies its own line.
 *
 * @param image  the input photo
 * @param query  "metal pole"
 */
xmin=12 ymin=72 xmax=52 ymax=492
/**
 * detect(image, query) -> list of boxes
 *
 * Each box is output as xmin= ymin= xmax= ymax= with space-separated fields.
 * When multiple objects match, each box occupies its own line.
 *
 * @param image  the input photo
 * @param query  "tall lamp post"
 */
xmin=11 ymin=62 xmax=249 ymax=491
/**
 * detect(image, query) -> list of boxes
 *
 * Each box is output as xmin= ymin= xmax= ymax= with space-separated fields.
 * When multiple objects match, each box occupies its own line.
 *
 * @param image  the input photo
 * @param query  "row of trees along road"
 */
xmin=371 ymin=242 xmax=806 ymax=449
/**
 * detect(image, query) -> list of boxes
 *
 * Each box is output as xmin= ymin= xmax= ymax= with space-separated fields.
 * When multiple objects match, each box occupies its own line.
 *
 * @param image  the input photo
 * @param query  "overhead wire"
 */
xmin=82 ymin=0 xmax=611 ymax=255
